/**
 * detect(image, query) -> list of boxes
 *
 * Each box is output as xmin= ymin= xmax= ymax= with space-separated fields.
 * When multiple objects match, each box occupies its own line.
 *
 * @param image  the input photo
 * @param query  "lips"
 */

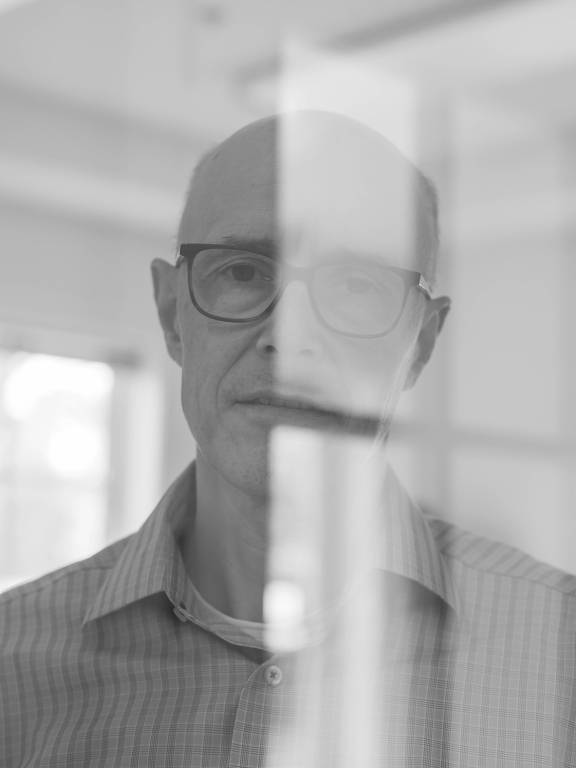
xmin=236 ymin=392 xmax=355 ymax=432
xmin=244 ymin=395 xmax=329 ymax=412
xmin=236 ymin=391 xmax=383 ymax=436
xmin=238 ymin=389 xmax=336 ymax=412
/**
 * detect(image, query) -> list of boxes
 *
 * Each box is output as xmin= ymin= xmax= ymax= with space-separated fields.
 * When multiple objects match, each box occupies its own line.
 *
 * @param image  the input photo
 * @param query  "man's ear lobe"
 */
xmin=434 ymin=296 xmax=451 ymax=335
xmin=151 ymin=258 xmax=183 ymax=366
xmin=404 ymin=296 xmax=451 ymax=390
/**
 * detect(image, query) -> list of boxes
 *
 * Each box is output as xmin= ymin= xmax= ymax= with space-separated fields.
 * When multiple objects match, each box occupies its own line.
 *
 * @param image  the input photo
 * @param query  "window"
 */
xmin=0 ymin=350 xmax=114 ymax=591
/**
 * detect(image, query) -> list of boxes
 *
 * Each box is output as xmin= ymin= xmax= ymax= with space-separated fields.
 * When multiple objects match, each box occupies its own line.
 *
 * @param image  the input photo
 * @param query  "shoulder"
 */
xmin=428 ymin=516 xmax=576 ymax=634
xmin=0 ymin=536 xmax=132 ymax=763
xmin=0 ymin=535 xmax=131 ymax=632
xmin=429 ymin=516 xmax=576 ymax=595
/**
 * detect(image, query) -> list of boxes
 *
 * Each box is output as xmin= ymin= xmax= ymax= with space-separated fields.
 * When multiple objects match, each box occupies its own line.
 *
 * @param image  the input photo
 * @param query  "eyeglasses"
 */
xmin=177 ymin=243 xmax=432 ymax=338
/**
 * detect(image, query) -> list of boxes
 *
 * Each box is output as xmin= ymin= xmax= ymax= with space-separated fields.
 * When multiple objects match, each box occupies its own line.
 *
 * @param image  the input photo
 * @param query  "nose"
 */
xmin=255 ymin=281 xmax=322 ymax=358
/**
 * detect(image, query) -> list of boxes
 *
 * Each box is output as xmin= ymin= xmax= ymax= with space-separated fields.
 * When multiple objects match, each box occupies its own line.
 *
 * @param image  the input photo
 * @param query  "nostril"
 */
xmin=262 ymin=343 xmax=277 ymax=354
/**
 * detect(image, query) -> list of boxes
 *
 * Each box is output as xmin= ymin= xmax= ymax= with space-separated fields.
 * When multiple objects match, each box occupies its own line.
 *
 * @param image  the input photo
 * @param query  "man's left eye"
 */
xmin=344 ymin=275 xmax=377 ymax=294
xmin=229 ymin=263 xmax=257 ymax=281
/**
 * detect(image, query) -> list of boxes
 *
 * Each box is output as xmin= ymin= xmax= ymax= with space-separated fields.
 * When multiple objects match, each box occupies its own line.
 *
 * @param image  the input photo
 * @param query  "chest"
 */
xmin=7 ymin=631 xmax=574 ymax=767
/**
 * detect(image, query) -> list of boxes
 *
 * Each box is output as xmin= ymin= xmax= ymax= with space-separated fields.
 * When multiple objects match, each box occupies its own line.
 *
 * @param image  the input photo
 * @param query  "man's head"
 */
xmin=152 ymin=111 xmax=449 ymax=497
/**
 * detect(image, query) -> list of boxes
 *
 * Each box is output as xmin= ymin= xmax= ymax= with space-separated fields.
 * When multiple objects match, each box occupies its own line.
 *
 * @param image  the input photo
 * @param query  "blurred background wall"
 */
xmin=1 ymin=0 xmax=575 ymax=589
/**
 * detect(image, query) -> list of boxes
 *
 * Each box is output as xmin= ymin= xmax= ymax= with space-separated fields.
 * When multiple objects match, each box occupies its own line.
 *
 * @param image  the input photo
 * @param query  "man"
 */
xmin=1 ymin=111 xmax=575 ymax=766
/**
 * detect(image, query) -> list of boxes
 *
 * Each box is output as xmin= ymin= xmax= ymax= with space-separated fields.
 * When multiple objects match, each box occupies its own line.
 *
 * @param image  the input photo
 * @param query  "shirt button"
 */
xmin=265 ymin=664 xmax=283 ymax=687
xmin=173 ymin=603 xmax=190 ymax=622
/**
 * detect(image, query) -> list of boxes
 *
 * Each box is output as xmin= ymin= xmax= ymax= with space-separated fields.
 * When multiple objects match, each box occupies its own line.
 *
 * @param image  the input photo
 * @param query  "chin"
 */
xmin=215 ymin=437 xmax=272 ymax=500
xmin=229 ymin=458 xmax=271 ymax=500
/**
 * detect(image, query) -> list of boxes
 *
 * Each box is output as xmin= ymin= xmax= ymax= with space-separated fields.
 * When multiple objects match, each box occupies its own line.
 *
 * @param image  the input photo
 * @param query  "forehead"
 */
xmin=179 ymin=122 xmax=276 ymax=244
xmin=180 ymin=116 xmax=434 ymax=270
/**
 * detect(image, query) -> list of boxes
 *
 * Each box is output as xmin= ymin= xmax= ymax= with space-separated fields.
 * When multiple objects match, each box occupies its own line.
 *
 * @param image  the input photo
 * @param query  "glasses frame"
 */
xmin=176 ymin=243 xmax=432 ymax=338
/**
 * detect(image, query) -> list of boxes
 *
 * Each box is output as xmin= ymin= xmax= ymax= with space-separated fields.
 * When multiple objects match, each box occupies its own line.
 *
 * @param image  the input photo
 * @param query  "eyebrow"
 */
xmin=220 ymin=235 xmax=276 ymax=253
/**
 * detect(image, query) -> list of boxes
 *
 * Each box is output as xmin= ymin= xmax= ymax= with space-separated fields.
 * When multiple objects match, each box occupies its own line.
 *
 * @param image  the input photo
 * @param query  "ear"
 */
xmin=151 ymin=258 xmax=183 ymax=366
xmin=404 ymin=296 xmax=451 ymax=390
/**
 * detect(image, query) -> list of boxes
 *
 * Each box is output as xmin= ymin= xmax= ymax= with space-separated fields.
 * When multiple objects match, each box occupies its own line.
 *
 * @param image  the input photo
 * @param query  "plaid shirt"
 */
xmin=1 ymin=463 xmax=575 ymax=767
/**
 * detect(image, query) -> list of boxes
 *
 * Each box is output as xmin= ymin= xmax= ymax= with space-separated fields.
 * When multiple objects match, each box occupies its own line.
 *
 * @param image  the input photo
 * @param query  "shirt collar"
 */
xmin=83 ymin=461 xmax=461 ymax=627
xmin=82 ymin=465 xmax=196 ymax=626
xmin=379 ymin=467 xmax=461 ymax=616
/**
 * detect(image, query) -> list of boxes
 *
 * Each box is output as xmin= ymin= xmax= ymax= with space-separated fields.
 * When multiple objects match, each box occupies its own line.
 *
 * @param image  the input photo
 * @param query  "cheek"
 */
xmin=178 ymin=327 xmax=221 ymax=443
xmin=335 ymin=331 xmax=417 ymax=414
xmin=178 ymin=318 xmax=256 ymax=447
xmin=180 ymin=361 xmax=204 ymax=438
xmin=347 ymin=345 xmax=401 ymax=392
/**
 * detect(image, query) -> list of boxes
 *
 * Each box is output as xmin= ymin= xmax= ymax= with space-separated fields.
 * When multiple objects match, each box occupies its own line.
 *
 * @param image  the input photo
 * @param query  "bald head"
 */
xmin=177 ymin=111 xmax=439 ymax=284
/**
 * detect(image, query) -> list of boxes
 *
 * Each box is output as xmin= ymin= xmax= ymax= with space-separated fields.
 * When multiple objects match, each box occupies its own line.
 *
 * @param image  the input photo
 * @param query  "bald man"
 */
xmin=152 ymin=112 xmax=447 ymax=627
xmin=2 ymin=112 xmax=576 ymax=767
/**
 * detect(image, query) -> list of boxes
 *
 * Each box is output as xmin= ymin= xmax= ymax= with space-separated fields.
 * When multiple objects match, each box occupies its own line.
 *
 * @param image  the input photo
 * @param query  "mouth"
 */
xmin=246 ymin=394 xmax=330 ymax=410
xmin=237 ymin=394 xmax=381 ymax=435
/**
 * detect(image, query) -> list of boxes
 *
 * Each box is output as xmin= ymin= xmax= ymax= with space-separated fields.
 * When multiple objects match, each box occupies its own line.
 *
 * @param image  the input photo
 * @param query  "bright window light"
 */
xmin=0 ymin=349 xmax=115 ymax=591
xmin=3 ymin=354 xmax=112 ymax=421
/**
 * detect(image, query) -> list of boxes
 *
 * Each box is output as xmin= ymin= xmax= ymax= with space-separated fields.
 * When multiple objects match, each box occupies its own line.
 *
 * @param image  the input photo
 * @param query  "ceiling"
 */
xmin=2 ymin=0 xmax=575 ymax=141
xmin=0 ymin=0 xmax=451 ymax=140
xmin=1 ymin=0 xmax=576 ymax=237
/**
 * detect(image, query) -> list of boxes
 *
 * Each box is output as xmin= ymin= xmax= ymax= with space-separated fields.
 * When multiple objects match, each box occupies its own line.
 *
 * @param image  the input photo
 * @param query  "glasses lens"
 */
xmin=315 ymin=262 xmax=406 ymax=335
xmin=191 ymin=249 xmax=276 ymax=319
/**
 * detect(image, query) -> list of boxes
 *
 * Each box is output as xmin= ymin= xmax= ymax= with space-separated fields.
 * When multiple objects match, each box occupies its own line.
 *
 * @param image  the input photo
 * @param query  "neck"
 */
xmin=182 ymin=453 xmax=268 ymax=623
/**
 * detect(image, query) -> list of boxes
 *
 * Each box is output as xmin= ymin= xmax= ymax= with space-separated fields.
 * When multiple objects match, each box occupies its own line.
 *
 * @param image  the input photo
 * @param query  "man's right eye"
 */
xmin=220 ymin=260 xmax=274 ymax=283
